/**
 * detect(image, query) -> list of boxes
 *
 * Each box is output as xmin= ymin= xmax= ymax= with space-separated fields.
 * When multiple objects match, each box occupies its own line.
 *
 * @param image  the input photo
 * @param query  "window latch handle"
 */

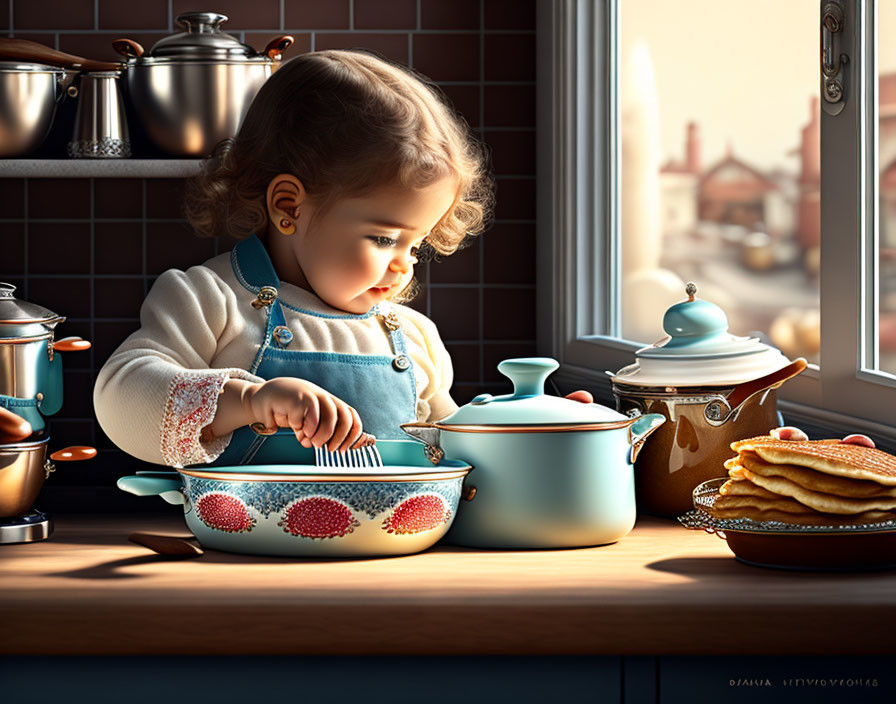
xmin=821 ymin=1 xmax=848 ymax=114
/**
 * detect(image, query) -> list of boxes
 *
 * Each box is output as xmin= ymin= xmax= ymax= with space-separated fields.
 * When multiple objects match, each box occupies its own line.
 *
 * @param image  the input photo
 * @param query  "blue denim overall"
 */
xmin=211 ymin=235 xmax=417 ymax=466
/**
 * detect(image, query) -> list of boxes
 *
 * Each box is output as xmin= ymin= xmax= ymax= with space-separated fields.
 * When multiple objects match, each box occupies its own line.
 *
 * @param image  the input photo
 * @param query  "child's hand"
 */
xmin=242 ymin=377 xmax=367 ymax=452
xmin=565 ymin=390 xmax=593 ymax=404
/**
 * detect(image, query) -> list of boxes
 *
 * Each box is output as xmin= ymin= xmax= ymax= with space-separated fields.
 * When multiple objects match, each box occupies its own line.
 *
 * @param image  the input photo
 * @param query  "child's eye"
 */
xmin=367 ymin=235 xmax=397 ymax=248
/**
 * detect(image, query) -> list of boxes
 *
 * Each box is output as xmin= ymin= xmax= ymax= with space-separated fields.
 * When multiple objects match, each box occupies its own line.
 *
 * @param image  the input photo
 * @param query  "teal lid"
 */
xmin=656 ymin=282 xmax=730 ymax=352
xmin=442 ymin=357 xmax=629 ymax=426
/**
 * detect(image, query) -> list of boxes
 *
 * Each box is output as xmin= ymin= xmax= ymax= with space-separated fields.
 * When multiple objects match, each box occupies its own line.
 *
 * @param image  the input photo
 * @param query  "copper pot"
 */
xmin=0 ymin=438 xmax=95 ymax=517
xmin=613 ymin=359 xmax=806 ymax=517
xmin=609 ymin=283 xmax=808 ymax=517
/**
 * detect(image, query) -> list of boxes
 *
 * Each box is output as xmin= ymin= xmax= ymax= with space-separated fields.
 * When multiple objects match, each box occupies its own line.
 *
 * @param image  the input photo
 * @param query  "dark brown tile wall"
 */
xmin=2 ymin=0 xmax=535 ymax=510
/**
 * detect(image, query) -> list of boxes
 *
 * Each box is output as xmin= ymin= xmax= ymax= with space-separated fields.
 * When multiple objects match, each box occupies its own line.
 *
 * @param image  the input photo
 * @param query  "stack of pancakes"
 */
xmin=713 ymin=436 xmax=896 ymax=525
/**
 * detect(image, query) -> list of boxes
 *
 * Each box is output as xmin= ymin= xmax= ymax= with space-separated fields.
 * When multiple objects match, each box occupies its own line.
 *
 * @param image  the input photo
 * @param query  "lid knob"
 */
xmin=661 ymin=282 xmax=729 ymax=347
xmin=497 ymin=358 xmax=558 ymax=398
xmin=177 ymin=12 xmax=228 ymax=33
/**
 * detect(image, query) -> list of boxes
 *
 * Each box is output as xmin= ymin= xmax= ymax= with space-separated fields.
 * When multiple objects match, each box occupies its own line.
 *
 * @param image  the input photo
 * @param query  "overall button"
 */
xmin=382 ymin=312 xmax=401 ymax=331
xmin=251 ymin=286 xmax=279 ymax=309
xmin=273 ymin=325 xmax=293 ymax=346
xmin=392 ymin=355 xmax=410 ymax=371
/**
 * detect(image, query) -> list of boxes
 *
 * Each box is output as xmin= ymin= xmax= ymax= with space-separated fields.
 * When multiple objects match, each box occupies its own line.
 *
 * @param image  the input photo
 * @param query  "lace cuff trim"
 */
xmin=160 ymin=369 xmax=252 ymax=468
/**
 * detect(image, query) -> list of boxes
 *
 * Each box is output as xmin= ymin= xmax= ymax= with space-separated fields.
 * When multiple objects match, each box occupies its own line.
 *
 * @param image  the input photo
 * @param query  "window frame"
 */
xmin=535 ymin=0 xmax=896 ymax=443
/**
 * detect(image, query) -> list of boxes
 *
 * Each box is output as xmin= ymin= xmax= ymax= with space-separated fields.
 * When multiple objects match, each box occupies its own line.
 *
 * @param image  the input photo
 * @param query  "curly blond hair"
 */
xmin=185 ymin=50 xmax=493 ymax=264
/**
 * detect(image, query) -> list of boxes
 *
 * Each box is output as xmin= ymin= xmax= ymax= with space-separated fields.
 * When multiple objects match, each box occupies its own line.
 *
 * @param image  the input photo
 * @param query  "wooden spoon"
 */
xmin=128 ymin=532 xmax=204 ymax=558
xmin=0 ymin=38 xmax=122 ymax=71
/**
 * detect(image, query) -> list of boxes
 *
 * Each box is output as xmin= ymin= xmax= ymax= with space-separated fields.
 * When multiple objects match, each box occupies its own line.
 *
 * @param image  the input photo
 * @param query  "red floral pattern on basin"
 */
xmin=279 ymin=496 xmax=360 ymax=539
xmin=196 ymin=493 xmax=256 ymax=533
xmin=382 ymin=494 xmax=449 ymax=535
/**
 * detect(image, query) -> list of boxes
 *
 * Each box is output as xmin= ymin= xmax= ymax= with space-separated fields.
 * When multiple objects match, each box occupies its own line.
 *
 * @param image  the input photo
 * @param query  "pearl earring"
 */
xmin=278 ymin=217 xmax=295 ymax=235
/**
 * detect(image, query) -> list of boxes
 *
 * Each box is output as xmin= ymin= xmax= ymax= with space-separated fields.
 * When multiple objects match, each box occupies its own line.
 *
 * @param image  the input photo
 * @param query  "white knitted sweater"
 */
xmin=93 ymin=251 xmax=458 ymax=468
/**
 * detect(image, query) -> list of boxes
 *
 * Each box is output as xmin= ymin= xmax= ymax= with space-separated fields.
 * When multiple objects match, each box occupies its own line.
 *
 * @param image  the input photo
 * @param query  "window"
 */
xmin=536 ymin=0 xmax=896 ymax=437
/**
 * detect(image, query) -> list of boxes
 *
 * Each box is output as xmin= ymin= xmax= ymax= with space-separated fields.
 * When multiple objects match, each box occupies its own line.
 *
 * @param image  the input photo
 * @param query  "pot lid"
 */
xmin=441 ymin=358 xmax=630 ymax=426
xmin=148 ymin=12 xmax=255 ymax=59
xmin=0 ymin=60 xmax=65 ymax=73
xmin=611 ymin=282 xmax=792 ymax=387
xmin=0 ymin=282 xmax=64 ymax=327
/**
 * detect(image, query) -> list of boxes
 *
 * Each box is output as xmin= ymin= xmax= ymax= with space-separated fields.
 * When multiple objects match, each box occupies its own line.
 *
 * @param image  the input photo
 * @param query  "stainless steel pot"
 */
xmin=0 ymin=283 xmax=91 ymax=434
xmin=67 ymin=70 xmax=131 ymax=158
xmin=0 ymin=61 xmax=70 ymax=157
xmin=0 ymin=38 xmax=124 ymax=157
xmin=0 ymin=437 xmax=95 ymax=517
xmin=112 ymin=12 xmax=293 ymax=156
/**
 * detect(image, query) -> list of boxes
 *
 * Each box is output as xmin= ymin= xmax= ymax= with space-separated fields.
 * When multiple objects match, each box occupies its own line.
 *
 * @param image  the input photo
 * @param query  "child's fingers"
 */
xmin=286 ymin=408 xmax=307 ymax=444
xmin=299 ymin=394 xmax=321 ymax=448
xmin=328 ymin=401 xmax=360 ymax=453
xmin=308 ymin=393 xmax=338 ymax=449
xmin=349 ymin=432 xmax=375 ymax=450
xmin=338 ymin=406 xmax=364 ymax=452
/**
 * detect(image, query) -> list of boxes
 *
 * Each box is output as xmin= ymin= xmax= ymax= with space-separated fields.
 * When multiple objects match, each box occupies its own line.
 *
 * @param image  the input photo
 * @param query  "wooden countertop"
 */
xmin=2 ymin=513 xmax=895 ymax=656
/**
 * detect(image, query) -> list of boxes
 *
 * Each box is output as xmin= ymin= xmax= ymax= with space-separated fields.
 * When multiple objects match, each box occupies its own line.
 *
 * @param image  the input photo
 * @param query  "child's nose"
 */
xmin=388 ymin=257 xmax=411 ymax=274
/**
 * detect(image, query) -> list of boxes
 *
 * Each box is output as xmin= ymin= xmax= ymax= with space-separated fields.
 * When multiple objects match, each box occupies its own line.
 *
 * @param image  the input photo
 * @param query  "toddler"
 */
xmin=94 ymin=49 xmax=590 ymax=469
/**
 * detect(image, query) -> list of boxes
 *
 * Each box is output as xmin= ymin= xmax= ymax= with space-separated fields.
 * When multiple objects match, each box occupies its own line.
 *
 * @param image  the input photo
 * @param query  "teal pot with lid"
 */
xmin=401 ymin=358 xmax=665 ymax=549
xmin=0 ymin=283 xmax=91 ymax=435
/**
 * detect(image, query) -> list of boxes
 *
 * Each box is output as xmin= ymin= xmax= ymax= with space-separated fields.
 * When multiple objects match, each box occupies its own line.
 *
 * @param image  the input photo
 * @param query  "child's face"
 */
xmin=294 ymin=177 xmax=457 ymax=314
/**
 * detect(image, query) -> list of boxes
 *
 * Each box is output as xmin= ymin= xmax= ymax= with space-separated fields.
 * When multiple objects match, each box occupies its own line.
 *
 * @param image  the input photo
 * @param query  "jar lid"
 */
xmin=0 ymin=282 xmax=63 ymax=327
xmin=442 ymin=358 xmax=630 ymax=426
xmin=611 ymin=282 xmax=792 ymax=387
xmin=148 ymin=12 xmax=256 ymax=59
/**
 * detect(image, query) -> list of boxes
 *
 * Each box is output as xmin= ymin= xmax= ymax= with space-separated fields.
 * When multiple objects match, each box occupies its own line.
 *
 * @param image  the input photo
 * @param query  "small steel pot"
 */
xmin=402 ymin=358 xmax=666 ymax=549
xmin=117 ymin=440 xmax=472 ymax=557
xmin=0 ymin=438 xmax=95 ymax=517
xmin=113 ymin=12 xmax=293 ymax=156
xmin=0 ymin=283 xmax=91 ymax=434
xmin=0 ymin=61 xmax=70 ymax=157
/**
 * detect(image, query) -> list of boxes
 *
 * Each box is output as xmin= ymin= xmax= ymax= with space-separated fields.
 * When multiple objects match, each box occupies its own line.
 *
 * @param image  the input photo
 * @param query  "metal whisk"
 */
xmin=314 ymin=444 xmax=384 ymax=468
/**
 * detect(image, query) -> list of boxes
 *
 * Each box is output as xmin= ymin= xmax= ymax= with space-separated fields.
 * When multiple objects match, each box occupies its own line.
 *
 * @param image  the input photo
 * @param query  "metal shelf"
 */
xmin=0 ymin=159 xmax=203 ymax=178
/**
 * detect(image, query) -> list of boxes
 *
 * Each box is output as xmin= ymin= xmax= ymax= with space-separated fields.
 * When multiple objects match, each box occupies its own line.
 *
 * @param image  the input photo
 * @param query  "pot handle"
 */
xmin=400 ymin=421 xmax=444 ymax=465
xmin=0 ymin=38 xmax=123 ymax=70
xmin=704 ymin=358 xmax=808 ymax=426
xmin=53 ymin=336 xmax=92 ymax=352
xmin=263 ymin=35 xmax=294 ymax=59
xmin=117 ymin=475 xmax=186 ymax=505
xmin=112 ymin=38 xmax=145 ymax=59
xmin=628 ymin=413 xmax=665 ymax=464
xmin=49 ymin=445 xmax=96 ymax=461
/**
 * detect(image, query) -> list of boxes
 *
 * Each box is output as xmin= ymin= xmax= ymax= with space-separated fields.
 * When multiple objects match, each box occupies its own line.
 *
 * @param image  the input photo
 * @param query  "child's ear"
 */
xmin=265 ymin=174 xmax=307 ymax=224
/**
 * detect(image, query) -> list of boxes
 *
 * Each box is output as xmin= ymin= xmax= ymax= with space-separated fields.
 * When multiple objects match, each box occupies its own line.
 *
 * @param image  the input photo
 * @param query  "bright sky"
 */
xmin=621 ymin=0 xmax=896 ymax=172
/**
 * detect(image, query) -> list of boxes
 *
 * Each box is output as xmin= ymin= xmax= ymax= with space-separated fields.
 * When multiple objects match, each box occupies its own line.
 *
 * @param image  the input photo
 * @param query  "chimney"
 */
xmin=686 ymin=121 xmax=701 ymax=174
xmin=800 ymin=95 xmax=820 ymax=185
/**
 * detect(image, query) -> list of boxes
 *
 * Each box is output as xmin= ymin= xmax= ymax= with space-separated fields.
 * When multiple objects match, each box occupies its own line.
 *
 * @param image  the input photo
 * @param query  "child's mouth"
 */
xmin=370 ymin=286 xmax=392 ymax=295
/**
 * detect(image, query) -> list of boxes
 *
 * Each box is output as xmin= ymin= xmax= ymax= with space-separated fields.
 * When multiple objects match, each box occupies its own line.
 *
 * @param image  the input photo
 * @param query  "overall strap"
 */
xmin=231 ymin=235 xmax=289 ymax=373
xmin=231 ymin=235 xmax=280 ymax=293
